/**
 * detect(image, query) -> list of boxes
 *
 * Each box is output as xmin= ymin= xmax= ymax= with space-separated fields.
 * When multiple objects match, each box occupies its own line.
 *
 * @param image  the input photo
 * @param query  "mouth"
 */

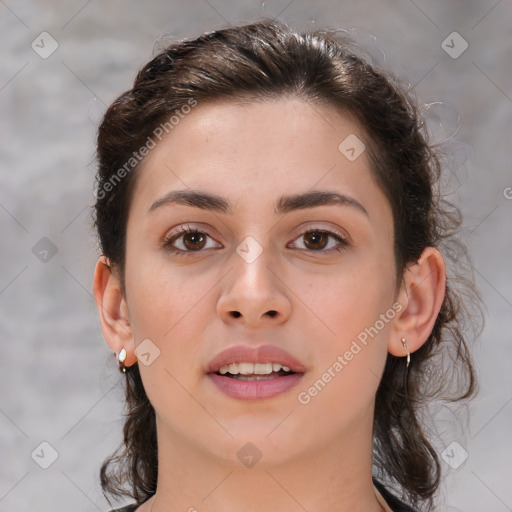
xmin=206 ymin=345 xmax=306 ymax=400
xmin=215 ymin=362 xmax=298 ymax=381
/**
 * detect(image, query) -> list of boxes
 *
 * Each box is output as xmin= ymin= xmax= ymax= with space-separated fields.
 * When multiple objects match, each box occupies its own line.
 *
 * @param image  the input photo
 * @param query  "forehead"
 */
xmin=150 ymin=98 xmax=364 ymax=161
xmin=129 ymin=98 xmax=391 ymax=223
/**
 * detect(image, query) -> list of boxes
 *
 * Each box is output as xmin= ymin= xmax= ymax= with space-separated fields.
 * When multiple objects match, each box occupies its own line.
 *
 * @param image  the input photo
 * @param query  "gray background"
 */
xmin=1 ymin=1 xmax=511 ymax=511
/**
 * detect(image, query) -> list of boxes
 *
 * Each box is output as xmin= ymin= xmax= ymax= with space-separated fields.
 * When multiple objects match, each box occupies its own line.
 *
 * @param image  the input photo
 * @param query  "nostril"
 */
xmin=229 ymin=310 xmax=277 ymax=318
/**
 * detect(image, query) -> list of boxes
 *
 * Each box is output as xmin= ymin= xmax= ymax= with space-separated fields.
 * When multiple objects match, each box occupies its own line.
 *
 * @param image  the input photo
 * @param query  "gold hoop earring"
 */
xmin=401 ymin=337 xmax=410 ymax=369
xmin=118 ymin=348 xmax=127 ymax=373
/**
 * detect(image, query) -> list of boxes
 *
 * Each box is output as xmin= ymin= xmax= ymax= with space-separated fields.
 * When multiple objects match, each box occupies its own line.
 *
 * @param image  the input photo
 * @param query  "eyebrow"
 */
xmin=147 ymin=189 xmax=369 ymax=217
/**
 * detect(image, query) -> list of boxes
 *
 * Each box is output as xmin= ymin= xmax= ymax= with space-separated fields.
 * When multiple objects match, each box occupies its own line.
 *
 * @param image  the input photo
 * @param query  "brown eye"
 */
xmin=164 ymin=226 xmax=222 ymax=255
xmin=288 ymin=229 xmax=349 ymax=253
xmin=182 ymin=231 xmax=207 ymax=250
xmin=303 ymin=231 xmax=329 ymax=250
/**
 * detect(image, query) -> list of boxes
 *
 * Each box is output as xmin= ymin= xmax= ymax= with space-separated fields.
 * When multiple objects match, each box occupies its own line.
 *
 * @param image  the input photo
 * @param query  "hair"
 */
xmin=94 ymin=19 xmax=480 ymax=511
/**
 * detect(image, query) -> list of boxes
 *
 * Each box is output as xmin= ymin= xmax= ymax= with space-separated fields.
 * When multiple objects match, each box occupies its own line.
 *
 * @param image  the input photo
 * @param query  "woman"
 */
xmin=92 ymin=19 xmax=477 ymax=512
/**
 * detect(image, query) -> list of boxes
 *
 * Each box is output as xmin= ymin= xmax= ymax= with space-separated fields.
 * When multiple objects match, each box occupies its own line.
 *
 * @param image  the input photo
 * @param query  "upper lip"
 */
xmin=206 ymin=344 xmax=307 ymax=374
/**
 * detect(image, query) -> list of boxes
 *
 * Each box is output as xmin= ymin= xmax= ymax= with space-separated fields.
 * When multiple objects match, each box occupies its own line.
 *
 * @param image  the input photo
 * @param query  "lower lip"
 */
xmin=207 ymin=373 xmax=304 ymax=400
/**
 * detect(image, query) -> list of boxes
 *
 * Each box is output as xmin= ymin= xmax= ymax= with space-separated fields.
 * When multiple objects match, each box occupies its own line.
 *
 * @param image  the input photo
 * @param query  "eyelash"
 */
xmin=163 ymin=225 xmax=350 ymax=257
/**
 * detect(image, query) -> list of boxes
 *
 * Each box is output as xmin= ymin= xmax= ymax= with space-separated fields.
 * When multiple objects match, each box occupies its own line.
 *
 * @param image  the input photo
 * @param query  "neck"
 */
xmin=143 ymin=410 xmax=388 ymax=512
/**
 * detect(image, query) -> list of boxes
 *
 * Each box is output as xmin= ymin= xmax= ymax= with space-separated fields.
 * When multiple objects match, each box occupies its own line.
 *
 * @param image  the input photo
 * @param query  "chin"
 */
xmin=206 ymin=427 xmax=302 ymax=469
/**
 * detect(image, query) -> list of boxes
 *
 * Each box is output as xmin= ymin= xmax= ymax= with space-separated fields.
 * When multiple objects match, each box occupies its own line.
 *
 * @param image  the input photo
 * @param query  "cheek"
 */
xmin=124 ymin=256 xmax=211 ymax=412
xmin=125 ymin=252 xmax=205 ymax=337
xmin=123 ymin=250 xmax=221 ymax=382
xmin=293 ymin=252 xmax=396 ymax=340
xmin=292 ymin=253 xmax=396 ymax=400
xmin=295 ymin=289 xmax=393 ymax=433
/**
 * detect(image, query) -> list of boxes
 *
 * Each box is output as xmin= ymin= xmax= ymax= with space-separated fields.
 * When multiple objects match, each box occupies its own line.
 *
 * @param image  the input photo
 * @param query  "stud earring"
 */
xmin=401 ymin=337 xmax=410 ymax=369
xmin=118 ymin=348 xmax=127 ymax=373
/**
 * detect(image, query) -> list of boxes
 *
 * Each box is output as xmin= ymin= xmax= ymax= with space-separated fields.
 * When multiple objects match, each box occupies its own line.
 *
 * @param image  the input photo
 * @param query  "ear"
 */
xmin=388 ymin=247 xmax=446 ymax=357
xmin=93 ymin=256 xmax=138 ymax=367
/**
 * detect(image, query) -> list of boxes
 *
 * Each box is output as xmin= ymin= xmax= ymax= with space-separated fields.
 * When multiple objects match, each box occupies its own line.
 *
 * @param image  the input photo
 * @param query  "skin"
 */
xmin=94 ymin=98 xmax=446 ymax=512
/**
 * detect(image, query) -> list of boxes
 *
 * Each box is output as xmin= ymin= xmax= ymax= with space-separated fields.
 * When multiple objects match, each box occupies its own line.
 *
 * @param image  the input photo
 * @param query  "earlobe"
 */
xmin=388 ymin=247 xmax=446 ymax=357
xmin=92 ymin=256 xmax=138 ymax=367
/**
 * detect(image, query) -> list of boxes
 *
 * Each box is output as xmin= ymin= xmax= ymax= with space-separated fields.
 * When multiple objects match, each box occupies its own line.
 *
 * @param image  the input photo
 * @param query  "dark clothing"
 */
xmin=109 ymin=480 xmax=418 ymax=512
xmin=374 ymin=479 xmax=418 ymax=511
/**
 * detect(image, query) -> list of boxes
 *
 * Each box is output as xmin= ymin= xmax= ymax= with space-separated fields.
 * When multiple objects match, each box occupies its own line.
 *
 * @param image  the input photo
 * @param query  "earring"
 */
xmin=401 ymin=337 xmax=410 ymax=369
xmin=118 ymin=348 xmax=127 ymax=373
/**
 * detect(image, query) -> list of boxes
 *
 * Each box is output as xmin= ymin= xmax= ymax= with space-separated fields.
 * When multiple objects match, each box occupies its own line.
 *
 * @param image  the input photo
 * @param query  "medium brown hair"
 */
xmin=94 ymin=19 xmax=479 ymax=510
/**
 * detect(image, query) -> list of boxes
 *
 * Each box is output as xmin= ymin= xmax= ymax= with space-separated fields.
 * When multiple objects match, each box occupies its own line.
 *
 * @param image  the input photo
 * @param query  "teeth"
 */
xmin=218 ymin=362 xmax=293 ymax=375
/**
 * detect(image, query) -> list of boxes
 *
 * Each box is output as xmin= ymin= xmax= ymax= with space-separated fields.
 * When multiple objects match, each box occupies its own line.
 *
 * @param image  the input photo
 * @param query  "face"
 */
xmin=122 ymin=98 xmax=397 ymax=467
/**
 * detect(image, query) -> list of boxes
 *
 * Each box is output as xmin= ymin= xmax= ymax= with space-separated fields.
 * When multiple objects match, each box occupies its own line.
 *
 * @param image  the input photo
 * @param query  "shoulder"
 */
xmin=108 ymin=506 xmax=138 ymax=512
xmin=373 ymin=479 xmax=419 ymax=512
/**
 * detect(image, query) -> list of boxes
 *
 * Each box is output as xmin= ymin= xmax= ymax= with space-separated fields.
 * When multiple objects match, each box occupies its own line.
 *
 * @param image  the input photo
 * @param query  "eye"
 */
xmin=163 ymin=226 xmax=221 ymax=255
xmin=288 ymin=229 xmax=349 ymax=253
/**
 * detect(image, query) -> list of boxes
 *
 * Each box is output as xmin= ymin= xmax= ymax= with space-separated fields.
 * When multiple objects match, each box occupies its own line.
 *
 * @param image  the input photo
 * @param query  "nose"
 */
xmin=217 ymin=246 xmax=292 ymax=328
